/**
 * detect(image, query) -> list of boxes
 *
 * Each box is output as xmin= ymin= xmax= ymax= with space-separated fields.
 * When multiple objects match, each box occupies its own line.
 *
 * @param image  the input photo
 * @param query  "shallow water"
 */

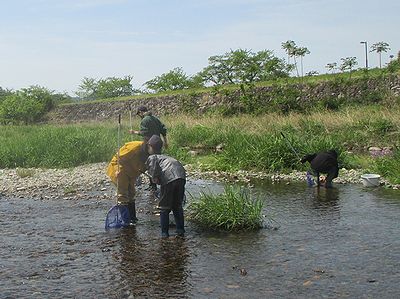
xmin=1 ymin=180 xmax=399 ymax=298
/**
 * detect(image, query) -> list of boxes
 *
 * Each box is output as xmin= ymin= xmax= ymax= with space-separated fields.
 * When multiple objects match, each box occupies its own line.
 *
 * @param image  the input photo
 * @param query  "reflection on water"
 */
xmin=114 ymin=229 xmax=189 ymax=298
xmin=1 ymin=179 xmax=399 ymax=298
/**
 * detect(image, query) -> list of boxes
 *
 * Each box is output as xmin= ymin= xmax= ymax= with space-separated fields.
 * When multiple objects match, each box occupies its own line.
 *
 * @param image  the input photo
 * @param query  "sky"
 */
xmin=1 ymin=0 xmax=399 ymax=95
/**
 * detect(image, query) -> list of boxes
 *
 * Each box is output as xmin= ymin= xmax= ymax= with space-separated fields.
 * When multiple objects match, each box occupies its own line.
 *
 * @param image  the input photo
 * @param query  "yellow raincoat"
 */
xmin=106 ymin=141 xmax=147 ymax=204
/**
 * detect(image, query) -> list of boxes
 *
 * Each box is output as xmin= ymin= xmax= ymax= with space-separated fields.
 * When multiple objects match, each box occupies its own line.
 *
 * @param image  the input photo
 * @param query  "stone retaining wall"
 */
xmin=47 ymin=74 xmax=400 ymax=123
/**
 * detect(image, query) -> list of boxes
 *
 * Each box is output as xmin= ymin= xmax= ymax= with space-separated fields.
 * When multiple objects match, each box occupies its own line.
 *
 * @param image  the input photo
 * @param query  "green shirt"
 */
xmin=139 ymin=114 xmax=167 ymax=139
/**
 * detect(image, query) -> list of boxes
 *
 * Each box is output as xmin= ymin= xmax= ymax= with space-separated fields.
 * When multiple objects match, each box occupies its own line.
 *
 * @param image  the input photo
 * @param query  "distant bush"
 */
xmin=0 ymin=86 xmax=54 ymax=124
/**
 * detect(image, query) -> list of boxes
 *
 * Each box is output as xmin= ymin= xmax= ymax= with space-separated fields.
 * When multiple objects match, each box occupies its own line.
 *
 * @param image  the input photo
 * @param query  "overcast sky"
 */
xmin=1 ymin=0 xmax=399 ymax=95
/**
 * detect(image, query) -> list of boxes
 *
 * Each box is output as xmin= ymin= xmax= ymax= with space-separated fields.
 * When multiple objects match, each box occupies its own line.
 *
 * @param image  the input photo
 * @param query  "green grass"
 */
xmin=188 ymin=185 xmax=264 ymax=231
xmin=0 ymin=105 xmax=399 ymax=184
xmin=0 ymin=123 xmax=137 ymax=168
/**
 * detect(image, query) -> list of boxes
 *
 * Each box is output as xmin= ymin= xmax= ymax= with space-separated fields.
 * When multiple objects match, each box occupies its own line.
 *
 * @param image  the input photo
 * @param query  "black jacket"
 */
xmin=301 ymin=150 xmax=338 ymax=173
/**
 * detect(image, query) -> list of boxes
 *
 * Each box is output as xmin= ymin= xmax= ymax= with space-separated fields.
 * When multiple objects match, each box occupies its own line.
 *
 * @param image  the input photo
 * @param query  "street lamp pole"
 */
xmin=360 ymin=41 xmax=368 ymax=70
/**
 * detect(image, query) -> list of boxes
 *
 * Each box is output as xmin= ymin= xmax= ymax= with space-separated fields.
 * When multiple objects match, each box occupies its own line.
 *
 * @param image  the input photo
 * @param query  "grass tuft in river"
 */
xmin=188 ymin=185 xmax=264 ymax=231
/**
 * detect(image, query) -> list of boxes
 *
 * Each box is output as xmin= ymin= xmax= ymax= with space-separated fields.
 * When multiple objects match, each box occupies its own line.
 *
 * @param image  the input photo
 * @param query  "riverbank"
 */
xmin=1 ymin=163 xmax=398 ymax=201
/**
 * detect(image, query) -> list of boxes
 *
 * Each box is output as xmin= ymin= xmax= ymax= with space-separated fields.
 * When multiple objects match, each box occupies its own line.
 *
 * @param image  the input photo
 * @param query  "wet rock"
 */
xmin=1 ymin=161 xmax=399 ymax=201
xmin=215 ymin=143 xmax=224 ymax=153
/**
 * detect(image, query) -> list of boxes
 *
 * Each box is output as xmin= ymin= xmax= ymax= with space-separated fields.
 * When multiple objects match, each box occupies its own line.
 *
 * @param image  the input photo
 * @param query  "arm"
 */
xmin=145 ymin=155 xmax=162 ymax=185
xmin=129 ymin=118 xmax=150 ymax=136
xmin=161 ymin=134 xmax=168 ymax=150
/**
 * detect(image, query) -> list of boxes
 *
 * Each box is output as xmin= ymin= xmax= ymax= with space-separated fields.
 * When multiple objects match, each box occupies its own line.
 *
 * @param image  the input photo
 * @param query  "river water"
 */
xmin=1 ymin=179 xmax=399 ymax=298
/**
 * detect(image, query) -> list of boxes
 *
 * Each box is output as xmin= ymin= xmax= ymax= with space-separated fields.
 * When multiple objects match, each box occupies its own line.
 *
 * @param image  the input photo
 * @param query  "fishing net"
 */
xmin=105 ymin=205 xmax=131 ymax=229
xmin=306 ymin=171 xmax=316 ymax=187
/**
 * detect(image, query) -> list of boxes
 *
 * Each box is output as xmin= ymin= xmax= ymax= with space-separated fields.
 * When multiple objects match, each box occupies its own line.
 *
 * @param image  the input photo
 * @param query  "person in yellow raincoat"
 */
xmin=106 ymin=140 xmax=149 ymax=223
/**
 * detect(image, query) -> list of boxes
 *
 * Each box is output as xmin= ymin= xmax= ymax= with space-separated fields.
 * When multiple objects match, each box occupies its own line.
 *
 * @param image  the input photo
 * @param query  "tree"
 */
xmin=281 ymin=40 xmax=297 ymax=76
xmin=340 ymin=57 xmax=358 ymax=78
xmin=0 ymin=87 xmax=13 ymax=103
xmin=281 ymin=40 xmax=296 ymax=65
xmin=75 ymin=76 xmax=135 ymax=100
xmin=0 ymin=86 xmax=54 ymax=124
xmin=370 ymin=42 xmax=390 ymax=68
xmin=96 ymin=76 xmax=135 ymax=99
xmin=326 ymin=62 xmax=338 ymax=74
xmin=144 ymin=67 xmax=194 ymax=93
xmin=76 ymin=77 xmax=98 ymax=100
xmin=294 ymin=46 xmax=310 ymax=77
xmin=199 ymin=48 xmax=289 ymax=86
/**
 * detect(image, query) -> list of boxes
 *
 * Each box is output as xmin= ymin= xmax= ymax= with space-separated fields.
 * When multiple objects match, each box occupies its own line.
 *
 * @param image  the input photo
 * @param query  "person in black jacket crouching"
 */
xmin=301 ymin=150 xmax=339 ymax=188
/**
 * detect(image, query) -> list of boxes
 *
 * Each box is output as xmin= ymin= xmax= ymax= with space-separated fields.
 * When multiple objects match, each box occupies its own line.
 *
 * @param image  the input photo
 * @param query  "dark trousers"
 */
xmin=159 ymin=179 xmax=185 ymax=236
xmin=313 ymin=166 xmax=339 ymax=188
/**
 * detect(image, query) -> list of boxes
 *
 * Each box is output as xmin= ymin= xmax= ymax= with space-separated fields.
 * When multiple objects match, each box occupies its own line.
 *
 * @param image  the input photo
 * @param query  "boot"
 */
xmin=128 ymin=202 xmax=138 ymax=224
xmin=160 ymin=210 xmax=170 ymax=237
xmin=173 ymin=206 xmax=185 ymax=237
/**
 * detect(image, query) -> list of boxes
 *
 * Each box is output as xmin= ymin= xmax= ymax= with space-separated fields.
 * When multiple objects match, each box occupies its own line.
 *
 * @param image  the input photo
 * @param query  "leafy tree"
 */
xmin=96 ymin=76 xmax=135 ymax=99
xmin=340 ymin=57 xmax=358 ymax=78
xmin=75 ymin=76 xmax=135 ymax=100
xmin=199 ymin=48 xmax=289 ymax=85
xmin=144 ymin=68 xmax=196 ymax=93
xmin=0 ymin=86 xmax=54 ymax=124
xmin=281 ymin=40 xmax=296 ymax=65
xmin=76 ymin=77 xmax=98 ymax=100
xmin=294 ymin=46 xmax=310 ymax=77
xmin=326 ymin=62 xmax=338 ymax=74
xmin=0 ymin=87 xmax=13 ymax=103
xmin=370 ymin=42 xmax=390 ymax=68
xmin=281 ymin=41 xmax=310 ymax=77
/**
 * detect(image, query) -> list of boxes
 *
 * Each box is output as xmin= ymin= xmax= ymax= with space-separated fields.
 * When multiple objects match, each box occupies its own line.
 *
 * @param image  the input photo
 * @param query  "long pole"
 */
xmin=116 ymin=114 xmax=121 ymax=204
xmin=280 ymin=132 xmax=302 ymax=160
xmin=128 ymin=104 xmax=133 ymax=131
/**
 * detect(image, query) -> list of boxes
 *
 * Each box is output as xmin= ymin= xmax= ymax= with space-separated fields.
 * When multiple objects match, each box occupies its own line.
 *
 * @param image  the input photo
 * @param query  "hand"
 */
xmin=129 ymin=129 xmax=139 ymax=135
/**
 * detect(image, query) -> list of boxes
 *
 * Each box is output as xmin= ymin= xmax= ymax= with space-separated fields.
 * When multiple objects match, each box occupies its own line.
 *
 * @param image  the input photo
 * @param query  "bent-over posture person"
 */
xmin=106 ymin=141 xmax=149 ymax=223
xmin=301 ymin=149 xmax=339 ymax=188
xmin=145 ymin=135 xmax=186 ymax=238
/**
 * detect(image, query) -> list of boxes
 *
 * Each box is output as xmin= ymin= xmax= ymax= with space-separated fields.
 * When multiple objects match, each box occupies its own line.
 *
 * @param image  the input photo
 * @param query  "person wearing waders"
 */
xmin=300 ymin=149 xmax=339 ymax=188
xmin=145 ymin=135 xmax=186 ymax=238
xmin=129 ymin=106 xmax=168 ymax=191
xmin=106 ymin=141 xmax=149 ymax=224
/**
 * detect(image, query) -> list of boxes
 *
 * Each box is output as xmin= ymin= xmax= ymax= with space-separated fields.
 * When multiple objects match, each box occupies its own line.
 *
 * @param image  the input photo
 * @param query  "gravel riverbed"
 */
xmin=0 ymin=163 xmax=398 ymax=200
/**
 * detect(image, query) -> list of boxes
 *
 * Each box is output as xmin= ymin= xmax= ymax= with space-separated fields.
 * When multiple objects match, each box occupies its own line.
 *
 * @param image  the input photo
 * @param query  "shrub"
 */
xmin=0 ymin=86 xmax=54 ymax=124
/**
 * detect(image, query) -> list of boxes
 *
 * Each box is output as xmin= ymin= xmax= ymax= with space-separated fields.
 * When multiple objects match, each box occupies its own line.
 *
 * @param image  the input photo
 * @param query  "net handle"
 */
xmin=128 ymin=103 xmax=133 ymax=131
xmin=116 ymin=114 xmax=121 ymax=204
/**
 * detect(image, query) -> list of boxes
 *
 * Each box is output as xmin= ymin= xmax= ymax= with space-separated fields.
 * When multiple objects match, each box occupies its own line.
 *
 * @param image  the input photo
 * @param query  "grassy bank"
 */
xmin=1 ymin=105 xmax=399 ymax=184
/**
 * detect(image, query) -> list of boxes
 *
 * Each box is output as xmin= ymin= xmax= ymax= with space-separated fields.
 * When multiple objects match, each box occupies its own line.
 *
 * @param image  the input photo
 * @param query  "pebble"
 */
xmin=0 ymin=162 xmax=398 ymax=200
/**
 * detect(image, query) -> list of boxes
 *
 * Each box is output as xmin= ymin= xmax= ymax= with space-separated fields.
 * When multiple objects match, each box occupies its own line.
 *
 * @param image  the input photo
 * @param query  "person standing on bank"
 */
xmin=130 ymin=106 xmax=168 ymax=191
xmin=129 ymin=106 xmax=168 ymax=149
xmin=300 ymin=149 xmax=339 ymax=188
xmin=145 ymin=135 xmax=186 ymax=238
